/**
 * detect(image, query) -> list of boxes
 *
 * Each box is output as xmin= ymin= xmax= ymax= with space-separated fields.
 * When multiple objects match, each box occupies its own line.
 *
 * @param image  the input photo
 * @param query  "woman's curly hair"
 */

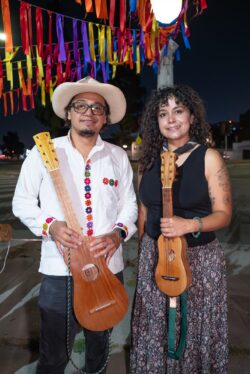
xmin=139 ymin=85 xmax=213 ymax=172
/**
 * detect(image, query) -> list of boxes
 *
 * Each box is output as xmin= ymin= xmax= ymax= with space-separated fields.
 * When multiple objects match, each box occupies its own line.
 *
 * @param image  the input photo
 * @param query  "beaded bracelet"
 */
xmin=192 ymin=216 xmax=203 ymax=238
xmin=42 ymin=217 xmax=56 ymax=237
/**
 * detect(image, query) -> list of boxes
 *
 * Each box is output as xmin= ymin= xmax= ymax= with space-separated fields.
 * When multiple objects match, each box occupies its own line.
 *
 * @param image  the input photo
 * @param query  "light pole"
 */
xmin=150 ymin=1 xmax=182 ymax=89
xmin=157 ymin=39 xmax=179 ymax=89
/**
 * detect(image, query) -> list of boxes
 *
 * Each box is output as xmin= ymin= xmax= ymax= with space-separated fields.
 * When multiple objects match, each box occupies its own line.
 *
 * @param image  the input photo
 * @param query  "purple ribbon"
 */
xmin=56 ymin=15 xmax=66 ymax=62
xmin=73 ymin=19 xmax=79 ymax=62
xmin=76 ymin=59 xmax=82 ymax=80
xmin=81 ymin=21 xmax=91 ymax=63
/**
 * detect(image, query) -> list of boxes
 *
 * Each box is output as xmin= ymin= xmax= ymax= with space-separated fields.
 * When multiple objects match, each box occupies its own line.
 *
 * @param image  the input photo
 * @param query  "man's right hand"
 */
xmin=49 ymin=220 xmax=83 ymax=255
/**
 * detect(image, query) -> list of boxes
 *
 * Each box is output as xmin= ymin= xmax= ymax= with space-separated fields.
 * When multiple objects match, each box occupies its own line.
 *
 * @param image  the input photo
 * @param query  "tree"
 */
xmin=1 ymin=132 xmax=25 ymax=159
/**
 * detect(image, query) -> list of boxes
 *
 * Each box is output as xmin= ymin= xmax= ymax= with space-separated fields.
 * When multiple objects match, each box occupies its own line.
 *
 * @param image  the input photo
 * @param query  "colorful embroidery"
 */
xmin=84 ymin=159 xmax=93 ymax=237
xmin=42 ymin=217 xmax=55 ymax=236
xmin=102 ymin=177 xmax=118 ymax=187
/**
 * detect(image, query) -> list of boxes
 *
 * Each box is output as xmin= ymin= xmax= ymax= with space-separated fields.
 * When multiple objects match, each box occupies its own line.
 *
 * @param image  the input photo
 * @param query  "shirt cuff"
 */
xmin=42 ymin=217 xmax=56 ymax=237
xmin=113 ymin=223 xmax=128 ymax=239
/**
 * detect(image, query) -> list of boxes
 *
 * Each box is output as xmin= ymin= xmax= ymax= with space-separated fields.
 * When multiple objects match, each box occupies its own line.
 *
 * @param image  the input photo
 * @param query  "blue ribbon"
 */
xmin=129 ymin=0 xmax=136 ymax=12
xmin=181 ymin=22 xmax=191 ymax=49
xmin=175 ymin=48 xmax=181 ymax=61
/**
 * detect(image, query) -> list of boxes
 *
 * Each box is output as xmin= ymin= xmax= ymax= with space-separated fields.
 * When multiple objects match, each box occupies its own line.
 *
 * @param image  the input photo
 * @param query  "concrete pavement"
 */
xmin=0 ymin=160 xmax=250 ymax=373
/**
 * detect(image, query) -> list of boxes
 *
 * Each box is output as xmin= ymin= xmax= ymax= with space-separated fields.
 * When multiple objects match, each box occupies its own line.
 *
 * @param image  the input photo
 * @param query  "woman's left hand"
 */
xmin=89 ymin=231 xmax=122 ymax=264
xmin=160 ymin=216 xmax=190 ymax=237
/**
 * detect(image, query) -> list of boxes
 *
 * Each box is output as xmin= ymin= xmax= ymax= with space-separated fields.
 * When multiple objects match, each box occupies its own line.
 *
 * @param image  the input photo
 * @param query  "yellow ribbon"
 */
xmin=112 ymin=51 xmax=117 ymax=79
xmin=106 ymin=26 xmax=113 ymax=63
xmin=36 ymin=46 xmax=44 ymax=85
xmin=136 ymin=45 xmax=141 ymax=74
xmin=26 ymin=48 xmax=33 ymax=79
xmin=41 ymin=80 xmax=46 ymax=106
xmin=88 ymin=22 xmax=96 ymax=61
xmin=98 ymin=25 xmax=106 ymax=62
xmin=5 ymin=52 xmax=13 ymax=90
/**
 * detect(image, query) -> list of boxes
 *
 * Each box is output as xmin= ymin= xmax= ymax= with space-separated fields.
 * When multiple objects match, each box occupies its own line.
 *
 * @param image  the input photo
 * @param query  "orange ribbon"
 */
xmin=1 ymin=0 xmax=13 ymax=53
xmin=95 ymin=0 xmax=108 ymax=19
xmin=85 ymin=0 xmax=93 ymax=12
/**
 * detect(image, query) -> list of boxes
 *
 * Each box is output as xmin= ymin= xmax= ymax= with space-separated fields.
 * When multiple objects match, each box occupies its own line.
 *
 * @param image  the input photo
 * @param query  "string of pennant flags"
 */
xmin=0 ymin=0 xmax=207 ymax=117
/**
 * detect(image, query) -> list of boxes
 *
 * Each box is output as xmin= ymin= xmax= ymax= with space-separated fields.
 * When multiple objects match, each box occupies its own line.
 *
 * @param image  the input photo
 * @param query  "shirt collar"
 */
xmin=67 ymin=131 xmax=105 ymax=157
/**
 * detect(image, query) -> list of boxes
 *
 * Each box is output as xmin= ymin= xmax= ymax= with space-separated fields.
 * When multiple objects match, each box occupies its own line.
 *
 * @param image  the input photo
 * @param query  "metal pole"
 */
xmin=157 ymin=39 xmax=179 ymax=89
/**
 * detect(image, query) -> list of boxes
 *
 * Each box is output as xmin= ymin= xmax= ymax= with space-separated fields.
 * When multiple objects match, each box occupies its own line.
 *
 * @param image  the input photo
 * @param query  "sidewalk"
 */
xmin=0 ymin=161 xmax=250 ymax=373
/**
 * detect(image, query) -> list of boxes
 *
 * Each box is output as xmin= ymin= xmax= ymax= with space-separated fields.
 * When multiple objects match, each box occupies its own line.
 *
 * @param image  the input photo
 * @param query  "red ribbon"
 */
xmin=36 ymin=8 xmax=43 ymax=58
xmin=120 ymin=0 xmax=126 ymax=33
xmin=3 ymin=93 xmax=7 ymax=116
xmin=57 ymin=62 xmax=63 ymax=84
xmin=20 ymin=2 xmax=29 ymax=55
xmin=45 ymin=56 xmax=52 ymax=93
xmin=109 ymin=0 xmax=115 ymax=29
xmin=200 ymin=0 xmax=208 ymax=10
xmin=48 ymin=10 xmax=53 ymax=58
xmin=22 ymin=91 xmax=27 ymax=111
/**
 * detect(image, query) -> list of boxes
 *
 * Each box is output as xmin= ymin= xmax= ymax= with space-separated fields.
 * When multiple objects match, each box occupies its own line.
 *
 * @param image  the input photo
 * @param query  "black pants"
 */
xmin=36 ymin=272 xmax=123 ymax=374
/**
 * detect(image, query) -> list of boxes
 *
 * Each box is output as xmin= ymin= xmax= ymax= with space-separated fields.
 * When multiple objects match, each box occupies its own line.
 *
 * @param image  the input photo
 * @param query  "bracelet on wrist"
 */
xmin=192 ymin=216 xmax=203 ymax=238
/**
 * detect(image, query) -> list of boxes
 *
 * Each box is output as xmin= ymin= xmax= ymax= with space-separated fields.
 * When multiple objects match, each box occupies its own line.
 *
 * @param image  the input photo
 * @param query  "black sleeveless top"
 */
xmin=139 ymin=145 xmax=216 ymax=247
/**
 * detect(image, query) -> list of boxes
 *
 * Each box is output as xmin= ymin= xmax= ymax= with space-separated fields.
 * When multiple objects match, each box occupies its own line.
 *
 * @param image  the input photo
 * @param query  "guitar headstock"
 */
xmin=160 ymin=151 xmax=177 ymax=188
xmin=33 ymin=132 xmax=59 ymax=171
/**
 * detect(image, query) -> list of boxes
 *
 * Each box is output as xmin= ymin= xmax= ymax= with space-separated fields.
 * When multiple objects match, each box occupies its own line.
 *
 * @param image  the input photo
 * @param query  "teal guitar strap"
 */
xmin=167 ymin=291 xmax=188 ymax=360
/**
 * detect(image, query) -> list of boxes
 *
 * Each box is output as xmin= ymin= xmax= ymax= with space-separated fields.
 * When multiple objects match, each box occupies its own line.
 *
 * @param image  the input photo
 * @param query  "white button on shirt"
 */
xmin=12 ymin=134 xmax=138 ymax=275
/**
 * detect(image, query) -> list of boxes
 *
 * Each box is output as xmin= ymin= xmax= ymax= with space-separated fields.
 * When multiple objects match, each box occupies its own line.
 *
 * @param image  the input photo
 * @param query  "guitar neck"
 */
xmin=162 ymin=187 xmax=173 ymax=218
xmin=50 ymin=169 xmax=83 ymax=235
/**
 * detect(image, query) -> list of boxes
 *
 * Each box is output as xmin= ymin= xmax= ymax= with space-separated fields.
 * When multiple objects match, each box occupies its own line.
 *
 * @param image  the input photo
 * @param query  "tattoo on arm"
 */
xmin=216 ymin=166 xmax=231 ymax=192
xmin=208 ymin=187 xmax=216 ymax=206
xmin=216 ymin=165 xmax=232 ymax=206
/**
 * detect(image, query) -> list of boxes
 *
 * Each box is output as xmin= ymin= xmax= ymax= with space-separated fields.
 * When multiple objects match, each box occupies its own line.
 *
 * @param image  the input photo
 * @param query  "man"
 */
xmin=12 ymin=77 xmax=138 ymax=373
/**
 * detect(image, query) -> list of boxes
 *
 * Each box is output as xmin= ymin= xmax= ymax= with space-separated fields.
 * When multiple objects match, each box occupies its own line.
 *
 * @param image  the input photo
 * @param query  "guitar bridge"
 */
xmin=161 ymin=275 xmax=179 ymax=281
xmin=89 ymin=300 xmax=116 ymax=314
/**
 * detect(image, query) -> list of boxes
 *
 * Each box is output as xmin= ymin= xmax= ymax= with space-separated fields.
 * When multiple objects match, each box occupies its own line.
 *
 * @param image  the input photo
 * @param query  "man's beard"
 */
xmin=77 ymin=129 xmax=96 ymax=137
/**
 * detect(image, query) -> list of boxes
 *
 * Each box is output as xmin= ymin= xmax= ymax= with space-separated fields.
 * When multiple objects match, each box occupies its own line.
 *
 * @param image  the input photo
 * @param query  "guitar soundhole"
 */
xmin=168 ymin=249 xmax=176 ymax=262
xmin=81 ymin=264 xmax=99 ymax=282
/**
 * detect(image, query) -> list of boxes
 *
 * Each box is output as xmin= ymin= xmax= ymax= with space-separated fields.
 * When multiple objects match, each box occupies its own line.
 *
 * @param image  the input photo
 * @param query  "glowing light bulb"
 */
xmin=150 ymin=0 xmax=182 ymax=25
xmin=0 ymin=32 xmax=6 ymax=41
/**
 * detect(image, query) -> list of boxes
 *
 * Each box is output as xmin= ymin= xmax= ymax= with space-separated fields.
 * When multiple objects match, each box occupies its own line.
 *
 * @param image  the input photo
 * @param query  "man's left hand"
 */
xmin=89 ymin=231 xmax=121 ymax=264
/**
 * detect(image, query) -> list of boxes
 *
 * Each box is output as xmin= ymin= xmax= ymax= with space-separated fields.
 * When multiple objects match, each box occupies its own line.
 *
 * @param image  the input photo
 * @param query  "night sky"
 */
xmin=0 ymin=0 xmax=249 ymax=148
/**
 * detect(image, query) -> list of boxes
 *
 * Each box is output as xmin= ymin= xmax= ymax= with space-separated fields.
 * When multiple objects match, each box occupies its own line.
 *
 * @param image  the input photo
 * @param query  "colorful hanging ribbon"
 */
xmin=1 ymin=0 xmax=13 ymax=53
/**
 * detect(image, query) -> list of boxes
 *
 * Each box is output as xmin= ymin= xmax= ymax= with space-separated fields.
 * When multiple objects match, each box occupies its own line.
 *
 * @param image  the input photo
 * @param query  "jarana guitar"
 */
xmin=34 ymin=132 xmax=129 ymax=331
xmin=155 ymin=151 xmax=192 ymax=297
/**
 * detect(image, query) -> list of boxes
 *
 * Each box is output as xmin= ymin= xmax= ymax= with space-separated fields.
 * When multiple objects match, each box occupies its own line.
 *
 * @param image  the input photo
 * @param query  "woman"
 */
xmin=130 ymin=85 xmax=232 ymax=374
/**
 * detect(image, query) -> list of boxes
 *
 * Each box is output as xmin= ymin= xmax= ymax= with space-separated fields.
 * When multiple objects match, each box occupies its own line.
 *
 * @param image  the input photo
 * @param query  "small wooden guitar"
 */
xmin=34 ymin=132 xmax=129 ymax=331
xmin=155 ymin=151 xmax=192 ymax=297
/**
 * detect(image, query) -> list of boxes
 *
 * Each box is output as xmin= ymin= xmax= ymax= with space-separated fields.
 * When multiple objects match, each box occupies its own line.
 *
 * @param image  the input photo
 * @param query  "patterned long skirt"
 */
xmin=130 ymin=233 xmax=228 ymax=374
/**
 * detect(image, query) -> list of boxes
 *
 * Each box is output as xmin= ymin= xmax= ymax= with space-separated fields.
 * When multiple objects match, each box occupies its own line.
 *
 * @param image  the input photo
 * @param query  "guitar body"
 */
xmin=64 ymin=241 xmax=129 ymax=331
xmin=155 ymin=151 xmax=192 ymax=297
xmin=155 ymin=234 xmax=192 ymax=297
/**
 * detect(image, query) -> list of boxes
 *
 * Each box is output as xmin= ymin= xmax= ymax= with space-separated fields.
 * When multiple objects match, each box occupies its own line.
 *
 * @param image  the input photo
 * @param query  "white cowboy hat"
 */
xmin=52 ymin=76 xmax=126 ymax=124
